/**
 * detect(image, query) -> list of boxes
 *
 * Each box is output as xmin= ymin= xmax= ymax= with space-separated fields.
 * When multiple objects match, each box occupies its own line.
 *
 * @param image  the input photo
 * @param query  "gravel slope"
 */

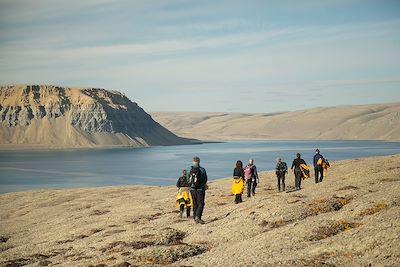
xmin=0 ymin=155 xmax=399 ymax=266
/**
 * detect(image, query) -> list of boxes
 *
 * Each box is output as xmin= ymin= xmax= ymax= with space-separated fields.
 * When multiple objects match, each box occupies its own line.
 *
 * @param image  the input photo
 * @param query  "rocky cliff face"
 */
xmin=0 ymin=85 xmax=193 ymax=148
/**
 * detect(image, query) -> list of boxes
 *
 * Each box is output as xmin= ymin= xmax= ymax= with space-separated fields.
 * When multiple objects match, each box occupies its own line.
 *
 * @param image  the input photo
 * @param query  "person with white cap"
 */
xmin=244 ymin=159 xmax=259 ymax=197
xmin=313 ymin=149 xmax=325 ymax=183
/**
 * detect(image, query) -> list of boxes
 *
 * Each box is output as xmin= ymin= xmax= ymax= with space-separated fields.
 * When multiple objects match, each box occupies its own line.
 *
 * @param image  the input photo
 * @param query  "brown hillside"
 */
xmin=151 ymin=103 xmax=400 ymax=141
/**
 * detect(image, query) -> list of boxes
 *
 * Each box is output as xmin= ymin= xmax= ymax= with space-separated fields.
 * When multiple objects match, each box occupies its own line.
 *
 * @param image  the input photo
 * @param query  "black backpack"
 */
xmin=281 ymin=162 xmax=288 ymax=172
xmin=189 ymin=167 xmax=201 ymax=189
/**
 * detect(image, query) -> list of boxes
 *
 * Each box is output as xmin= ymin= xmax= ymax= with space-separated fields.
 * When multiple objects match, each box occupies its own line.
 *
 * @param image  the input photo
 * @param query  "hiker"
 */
xmin=291 ymin=153 xmax=307 ymax=190
xmin=187 ymin=156 xmax=208 ymax=224
xmin=232 ymin=160 xmax=245 ymax=204
xmin=244 ymin=159 xmax=259 ymax=197
xmin=275 ymin=158 xmax=288 ymax=192
xmin=176 ymin=169 xmax=192 ymax=218
xmin=313 ymin=149 xmax=325 ymax=183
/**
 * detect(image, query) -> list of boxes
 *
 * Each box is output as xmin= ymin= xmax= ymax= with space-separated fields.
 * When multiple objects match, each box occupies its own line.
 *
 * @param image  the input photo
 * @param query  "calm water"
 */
xmin=0 ymin=141 xmax=399 ymax=193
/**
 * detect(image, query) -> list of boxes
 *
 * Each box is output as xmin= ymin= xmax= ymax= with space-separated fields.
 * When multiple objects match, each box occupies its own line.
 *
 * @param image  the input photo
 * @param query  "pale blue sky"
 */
xmin=0 ymin=0 xmax=399 ymax=112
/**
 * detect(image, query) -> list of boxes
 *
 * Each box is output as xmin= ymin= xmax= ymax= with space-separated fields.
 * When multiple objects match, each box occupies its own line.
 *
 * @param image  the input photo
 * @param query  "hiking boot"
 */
xmin=197 ymin=219 xmax=205 ymax=224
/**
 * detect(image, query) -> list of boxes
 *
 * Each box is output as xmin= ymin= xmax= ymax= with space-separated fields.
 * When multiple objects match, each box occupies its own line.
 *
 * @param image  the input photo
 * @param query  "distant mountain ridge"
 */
xmin=151 ymin=103 xmax=400 ymax=141
xmin=0 ymin=85 xmax=194 ymax=149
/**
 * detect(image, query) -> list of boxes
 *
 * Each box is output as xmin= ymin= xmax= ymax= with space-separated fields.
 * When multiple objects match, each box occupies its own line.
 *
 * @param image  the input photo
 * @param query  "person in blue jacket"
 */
xmin=313 ymin=149 xmax=325 ymax=183
xmin=187 ymin=156 xmax=208 ymax=224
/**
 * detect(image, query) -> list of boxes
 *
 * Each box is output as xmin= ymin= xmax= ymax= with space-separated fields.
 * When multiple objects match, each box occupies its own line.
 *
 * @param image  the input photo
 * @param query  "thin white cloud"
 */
xmin=0 ymin=27 xmax=303 ymax=62
xmin=2 ymin=18 xmax=399 ymax=61
xmin=310 ymin=79 xmax=400 ymax=87
xmin=158 ymin=18 xmax=255 ymax=33
xmin=0 ymin=0 xmax=124 ymax=23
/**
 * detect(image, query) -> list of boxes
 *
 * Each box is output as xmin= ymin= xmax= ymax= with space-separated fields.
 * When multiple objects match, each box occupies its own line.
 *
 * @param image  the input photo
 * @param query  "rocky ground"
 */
xmin=0 ymin=155 xmax=399 ymax=266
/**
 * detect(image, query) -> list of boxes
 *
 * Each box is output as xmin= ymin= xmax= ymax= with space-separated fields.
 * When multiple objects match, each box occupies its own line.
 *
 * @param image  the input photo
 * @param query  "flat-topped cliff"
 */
xmin=0 ymin=85 xmax=194 ymax=149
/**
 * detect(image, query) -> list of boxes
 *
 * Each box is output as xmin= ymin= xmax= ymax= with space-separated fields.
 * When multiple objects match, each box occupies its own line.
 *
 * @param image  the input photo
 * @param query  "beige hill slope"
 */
xmin=0 ymin=154 xmax=399 ymax=266
xmin=0 ymin=85 xmax=194 ymax=149
xmin=151 ymin=103 xmax=400 ymax=141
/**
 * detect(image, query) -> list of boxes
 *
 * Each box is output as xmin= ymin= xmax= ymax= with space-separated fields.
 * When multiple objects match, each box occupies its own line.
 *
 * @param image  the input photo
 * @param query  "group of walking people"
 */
xmin=232 ymin=159 xmax=259 ymax=203
xmin=176 ymin=156 xmax=208 ymax=224
xmin=275 ymin=149 xmax=330 ymax=192
xmin=175 ymin=149 xmax=330 ymax=224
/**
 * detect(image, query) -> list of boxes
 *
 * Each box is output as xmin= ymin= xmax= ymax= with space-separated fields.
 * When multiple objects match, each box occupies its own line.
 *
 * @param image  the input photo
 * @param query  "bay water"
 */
xmin=1 ymin=140 xmax=399 ymax=193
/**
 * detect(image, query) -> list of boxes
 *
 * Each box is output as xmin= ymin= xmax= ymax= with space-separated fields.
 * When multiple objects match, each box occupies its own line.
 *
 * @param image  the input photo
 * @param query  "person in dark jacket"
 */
xmin=275 ymin=158 xmax=288 ymax=192
xmin=244 ymin=159 xmax=259 ymax=197
xmin=313 ymin=149 xmax=325 ymax=183
xmin=187 ymin=156 xmax=208 ymax=224
xmin=232 ymin=160 xmax=245 ymax=204
xmin=291 ymin=153 xmax=307 ymax=190
xmin=176 ymin=169 xmax=189 ymax=187
xmin=176 ymin=169 xmax=191 ymax=218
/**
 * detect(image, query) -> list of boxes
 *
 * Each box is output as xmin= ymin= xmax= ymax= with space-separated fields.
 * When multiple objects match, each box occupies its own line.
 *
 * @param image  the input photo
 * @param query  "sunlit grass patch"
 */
xmin=359 ymin=202 xmax=388 ymax=216
xmin=308 ymin=220 xmax=362 ymax=241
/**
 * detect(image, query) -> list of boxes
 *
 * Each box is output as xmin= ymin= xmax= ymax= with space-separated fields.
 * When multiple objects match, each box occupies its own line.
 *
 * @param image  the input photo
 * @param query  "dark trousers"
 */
xmin=276 ymin=172 xmax=286 ymax=191
xmin=190 ymin=189 xmax=205 ymax=220
xmin=179 ymin=205 xmax=191 ymax=217
xmin=246 ymin=179 xmax=257 ymax=197
xmin=294 ymin=169 xmax=302 ymax=189
xmin=234 ymin=194 xmax=243 ymax=204
xmin=315 ymin=166 xmax=324 ymax=183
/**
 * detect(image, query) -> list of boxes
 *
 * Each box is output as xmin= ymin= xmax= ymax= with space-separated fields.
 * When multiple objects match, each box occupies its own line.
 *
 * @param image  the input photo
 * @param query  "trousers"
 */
xmin=190 ymin=189 xmax=205 ymax=220
xmin=294 ymin=168 xmax=302 ymax=189
xmin=276 ymin=171 xmax=286 ymax=191
xmin=246 ymin=179 xmax=257 ymax=197
xmin=315 ymin=166 xmax=324 ymax=183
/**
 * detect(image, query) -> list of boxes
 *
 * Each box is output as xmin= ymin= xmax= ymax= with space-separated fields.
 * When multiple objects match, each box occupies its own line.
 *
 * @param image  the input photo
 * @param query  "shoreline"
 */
xmin=0 ymin=140 xmax=207 ymax=152
xmin=1 ymin=153 xmax=399 ymax=196
xmin=1 ymin=139 xmax=399 ymax=151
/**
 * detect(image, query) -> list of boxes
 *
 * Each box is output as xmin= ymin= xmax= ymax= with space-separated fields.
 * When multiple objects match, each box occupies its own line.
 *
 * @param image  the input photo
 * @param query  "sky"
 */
xmin=0 ymin=0 xmax=399 ymax=113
